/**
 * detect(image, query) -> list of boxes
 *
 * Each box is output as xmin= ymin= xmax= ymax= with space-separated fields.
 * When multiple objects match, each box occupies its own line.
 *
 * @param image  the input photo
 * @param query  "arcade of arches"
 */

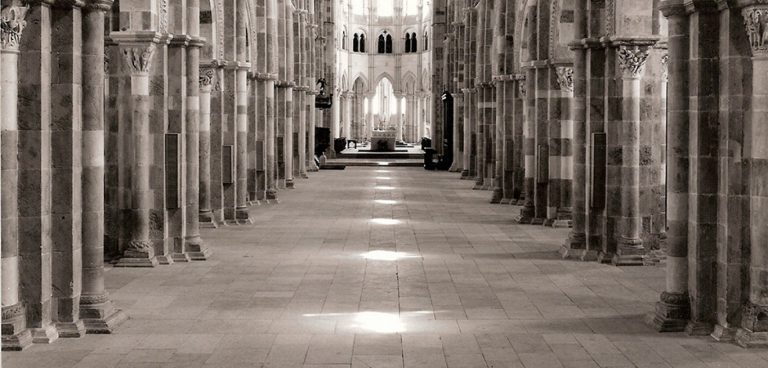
xmin=2 ymin=0 xmax=768 ymax=364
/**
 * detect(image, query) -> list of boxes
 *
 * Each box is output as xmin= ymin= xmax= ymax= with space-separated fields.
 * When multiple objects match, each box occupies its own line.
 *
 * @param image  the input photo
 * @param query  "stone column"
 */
xmin=491 ymin=79 xmax=504 ymax=203
xmin=736 ymin=5 xmax=768 ymax=347
xmin=501 ymin=76 xmax=515 ymax=204
xmin=562 ymin=0 xmax=588 ymax=259
xmin=185 ymin=5 xmax=211 ymax=255
xmin=649 ymin=7 xmax=689 ymax=330
xmin=512 ymin=75 xmax=526 ymax=204
xmin=198 ymin=66 xmax=216 ymax=227
xmin=473 ymin=86 xmax=485 ymax=190
xmin=112 ymin=33 xmax=161 ymax=268
xmin=307 ymin=90 xmax=319 ymax=171
xmin=461 ymin=88 xmax=472 ymax=178
xmin=298 ymin=88 xmax=308 ymax=178
xmin=79 ymin=1 xmax=127 ymax=333
xmin=265 ymin=76 xmax=278 ymax=201
xmin=553 ymin=66 xmax=573 ymax=228
xmin=235 ymin=63 xmax=252 ymax=223
xmin=282 ymin=82 xmax=295 ymax=189
xmin=50 ymin=2 xmax=86 ymax=338
xmin=396 ymin=94 xmax=403 ymax=142
xmin=519 ymin=67 xmax=535 ymax=223
xmin=18 ymin=1 xmax=58 ymax=342
xmin=276 ymin=83 xmax=288 ymax=188
xmin=0 ymin=2 xmax=32 ymax=350
xmin=612 ymin=44 xmax=651 ymax=266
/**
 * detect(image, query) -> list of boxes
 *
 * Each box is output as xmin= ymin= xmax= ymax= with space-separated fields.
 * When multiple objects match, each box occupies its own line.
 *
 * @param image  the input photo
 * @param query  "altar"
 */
xmin=371 ymin=129 xmax=397 ymax=151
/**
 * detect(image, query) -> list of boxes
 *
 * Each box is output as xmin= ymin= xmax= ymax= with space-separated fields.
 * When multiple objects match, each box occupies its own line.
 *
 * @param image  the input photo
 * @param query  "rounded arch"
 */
xmin=548 ymin=0 xmax=575 ymax=62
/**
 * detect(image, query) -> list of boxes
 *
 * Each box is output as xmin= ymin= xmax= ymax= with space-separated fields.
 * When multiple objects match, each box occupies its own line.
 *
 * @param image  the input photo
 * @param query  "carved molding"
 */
xmin=216 ymin=0 xmax=225 ymax=60
xmin=80 ymin=293 xmax=110 ymax=305
xmin=1 ymin=303 xmax=24 ymax=320
xmin=606 ymin=0 xmax=616 ymax=35
xmin=104 ymin=53 xmax=110 ymax=75
xmin=743 ymin=6 xmax=768 ymax=55
xmin=617 ymin=45 xmax=650 ymax=78
xmin=127 ymin=239 xmax=153 ymax=252
xmin=121 ymin=43 xmax=157 ymax=74
xmin=159 ymin=0 xmax=168 ymax=33
xmin=555 ymin=66 xmax=574 ymax=92
xmin=0 ymin=4 xmax=28 ymax=50
xmin=518 ymin=81 xmax=527 ymax=97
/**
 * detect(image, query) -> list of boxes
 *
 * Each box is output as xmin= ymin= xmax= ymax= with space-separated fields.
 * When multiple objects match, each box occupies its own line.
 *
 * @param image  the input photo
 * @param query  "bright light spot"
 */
xmin=302 ymin=311 xmax=408 ymax=333
xmin=375 ymin=186 xmax=395 ymax=190
xmin=362 ymin=250 xmax=419 ymax=261
xmin=376 ymin=176 xmax=391 ymax=180
xmin=370 ymin=218 xmax=401 ymax=225
xmin=375 ymin=199 xmax=397 ymax=205
xmin=378 ymin=162 xmax=390 ymax=166
xmin=354 ymin=312 xmax=405 ymax=333
xmin=375 ymin=170 xmax=391 ymax=173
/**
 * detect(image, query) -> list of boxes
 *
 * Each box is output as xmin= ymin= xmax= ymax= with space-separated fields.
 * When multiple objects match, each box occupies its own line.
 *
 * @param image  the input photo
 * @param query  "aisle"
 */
xmin=5 ymin=167 xmax=765 ymax=368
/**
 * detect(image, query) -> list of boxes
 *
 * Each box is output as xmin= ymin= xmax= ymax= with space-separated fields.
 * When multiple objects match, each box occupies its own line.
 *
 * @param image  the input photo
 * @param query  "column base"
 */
xmin=300 ymin=171 xmax=309 ymax=179
xmin=579 ymin=249 xmax=599 ymax=262
xmin=596 ymin=251 xmax=615 ymax=264
xmin=645 ymin=292 xmax=690 ymax=332
xmin=490 ymin=189 xmax=503 ymax=204
xmin=560 ymin=233 xmax=585 ymax=260
xmin=2 ymin=304 xmax=33 ymax=351
xmin=172 ymin=253 xmax=191 ymax=263
xmin=286 ymin=179 xmax=295 ymax=188
xmin=460 ymin=169 xmax=470 ymax=178
xmin=185 ymin=236 xmax=212 ymax=260
xmin=472 ymin=183 xmax=484 ymax=190
xmin=613 ymin=237 xmax=645 ymax=266
xmin=80 ymin=299 xmax=128 ymax=334
xmin=156 ymin=255 xmax=175 ymax=265
xmin=56 ymin=320 xmax=86 ymax=338
xmin=499 ymin=198 xmax=512 ymax=205
xmin=236 ymin=207 xmax=253 ymax=224
xmin=308 ymin=161 xmax=319 ymax=172
xmin=266 ymin=189 xmax=279 ymax=203
xmin=551 ymin=219 xmax=572 ymax=228
xmin=530 ymin=218 xmax=546 ymax=225
xmin=685 ymin=321 xmax=714 ymax=336
xmin=30 ymin=325 xmax=59 ymax=344
xmin=542 ymin=218 xmax=556 ymax=227
xmin=735 ymin=303 xmax=768 ymax=347
xmin=711 ymin=324 xmax=738 ymax=342
xmin=115 ymin=247 xmax=159 ymax=268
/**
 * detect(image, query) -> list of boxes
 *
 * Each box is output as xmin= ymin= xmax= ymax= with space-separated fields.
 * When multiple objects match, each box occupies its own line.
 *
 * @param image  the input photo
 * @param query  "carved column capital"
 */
xmin=742 ymin=5 xmax=768 ymax=56
xmin=199 ymin=66 xmax=216 ymax=91
xmin=555 ymin=66 xmax=574 ymax=92
xmin=617 ymin=45 xmax=651 ymax=79
xmin=121 ymin=43 xmax=157 ymax=74
xmin=518 ymin=82 xmax=527 ymax=98
xmin=0 ymin=4 xmax=28 ymax=51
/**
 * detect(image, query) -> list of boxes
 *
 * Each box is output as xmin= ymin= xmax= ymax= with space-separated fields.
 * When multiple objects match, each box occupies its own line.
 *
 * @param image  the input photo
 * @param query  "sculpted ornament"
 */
xmin=661 ymin=54 xmax=669 ymax=82
xmin=0 ymin=3 xmax=28 ymax=50
xmin=617 ymin=45 xmax=650 ymax=78
xmin=200 ymin=67 xmax=216 ymax=88
xmin=743 ymin=7 xmax=768 ymax=55
xmin=159 ymin=0 xmax=168 ymax=33
xmin=121 ymin=44 xmax=157 ymax=74
xmin=555 ymin=66 xmax=574 ymax=92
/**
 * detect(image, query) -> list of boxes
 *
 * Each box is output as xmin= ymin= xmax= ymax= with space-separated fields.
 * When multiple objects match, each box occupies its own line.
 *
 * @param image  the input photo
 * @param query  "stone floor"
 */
xmin=5 ymin=167 xmax=768 ymax=368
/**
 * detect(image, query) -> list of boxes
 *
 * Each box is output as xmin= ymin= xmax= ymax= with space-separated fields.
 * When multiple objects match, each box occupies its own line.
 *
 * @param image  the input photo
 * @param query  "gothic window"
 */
xmin=411 ymin=32 xmax=417 ymax=52
xmin=360 ymin=34 xmax=366 ymax=52
xmin=386 ymin=34 xmax=393 ymax=54
xmin=424 ymin=33 xmax=428 ymax=50
xmin=353 ymin=34 xmax=359 ymax=52
xmin=405 ymin=33 xmax=411 ymax=53
xmin=342 ymin=31 xmax=347 ymax=50
xmin=378 ymin=34 xmax=385 ymax=53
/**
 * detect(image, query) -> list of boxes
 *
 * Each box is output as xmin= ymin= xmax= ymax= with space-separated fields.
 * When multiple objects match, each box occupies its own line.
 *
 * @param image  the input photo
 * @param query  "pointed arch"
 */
xmin=411 ymin=32 xmax=417 ymax=52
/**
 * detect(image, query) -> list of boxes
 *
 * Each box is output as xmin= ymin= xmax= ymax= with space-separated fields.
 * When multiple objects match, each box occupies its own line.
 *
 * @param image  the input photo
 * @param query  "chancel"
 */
xmin=3 ymin=0 xmax=768 ymax=366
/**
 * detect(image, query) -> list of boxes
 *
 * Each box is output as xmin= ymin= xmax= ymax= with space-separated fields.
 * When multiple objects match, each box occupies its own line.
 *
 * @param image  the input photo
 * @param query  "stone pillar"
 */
xmin=736 ymin=4 xmax=768 ymax=347
xmin=198 ymin=66 xmax=216 ymax=227
xmin=276 ymin=83 xmax=288 ymax=188
xmin=265 ymin=77 xmax=278 ymax=201
xmin=18 ymin=1 xmax=58 ymax=343
xmin=50 ymin=2 xmax=86 ymax=338
xmin=519 ymin=68 xmax=535 ymax=223
xmin=612 ymin=44 xmax=651 ymax=266
xmin=298 ymin=88 xmax=308 ymax=178
xmin=648 ymin=8 xmax=690 ymax=331
xmin=501 ymin=76 xmax=515 ymax=204
xmin=112 ymin=33 xmax=161 ymax=268
xmin=0 ymin=2 xmax=32 ymax=350
xmin=512 ymin=75 xmax=526 ymax=205
xmin=553 ymin=66 xmax=573 ymax=228
xmin=185 ymin=5 xmax=211 ymax=256
xmin=461 ymin=88 xmax=472 ymax=178
xmin=562 ymin=0 xmax=589 ymax=259
xmin=235 ymin=63 xmax=252 ymax=223
xmin=79 ymin=1 xmax=127 ymax=333
xmin=282 ymin=82 xmax=295 ymax=189
xmin=252 ymin=73 xmax=267 ymax=198
xmin=473 ymin=86 xmax=485 ymax=190
xmin=491 ymin=79 xmax=504 ymax=203
xmin=307 ymin=91 xmax=319 ymax=171
xmin=209 ymin=63 xmax=226 ymax=224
